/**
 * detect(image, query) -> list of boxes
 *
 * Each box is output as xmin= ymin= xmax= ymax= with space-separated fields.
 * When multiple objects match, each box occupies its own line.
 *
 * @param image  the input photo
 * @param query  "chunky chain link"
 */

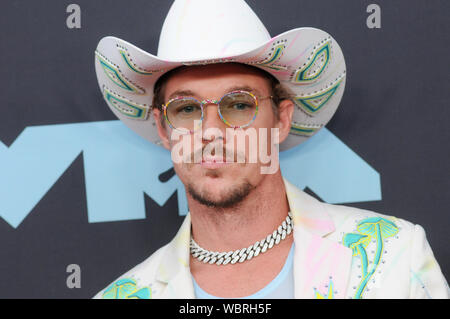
xmin=190 ymin=212 xmax=293 ymax=266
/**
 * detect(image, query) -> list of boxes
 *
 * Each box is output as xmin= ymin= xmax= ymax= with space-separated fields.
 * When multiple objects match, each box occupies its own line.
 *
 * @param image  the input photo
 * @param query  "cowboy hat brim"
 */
xmin=94 ymin=27 xmax=346 ymax=151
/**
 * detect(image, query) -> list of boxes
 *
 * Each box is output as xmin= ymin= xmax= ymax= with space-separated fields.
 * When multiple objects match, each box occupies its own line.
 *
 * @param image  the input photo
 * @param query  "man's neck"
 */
xmin=188 ymin=172 xmax=290 ymax=252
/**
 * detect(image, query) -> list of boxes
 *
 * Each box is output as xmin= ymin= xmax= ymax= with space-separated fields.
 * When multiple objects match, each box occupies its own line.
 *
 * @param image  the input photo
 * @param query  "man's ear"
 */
xmin=275 ymin=99 xmax=294 ymax=144
xmin=152 ymin=108 xmax=171 ymax=150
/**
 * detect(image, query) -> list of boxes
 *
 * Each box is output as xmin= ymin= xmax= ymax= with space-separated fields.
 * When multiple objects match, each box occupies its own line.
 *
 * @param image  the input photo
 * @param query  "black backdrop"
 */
xmin=0 ymin=0 xmax=448 ymax=298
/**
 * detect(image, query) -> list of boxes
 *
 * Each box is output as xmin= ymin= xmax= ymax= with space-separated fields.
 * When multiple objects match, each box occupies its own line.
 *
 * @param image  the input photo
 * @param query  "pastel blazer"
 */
xmin=94 ymin=179 xmax=449 ymax=299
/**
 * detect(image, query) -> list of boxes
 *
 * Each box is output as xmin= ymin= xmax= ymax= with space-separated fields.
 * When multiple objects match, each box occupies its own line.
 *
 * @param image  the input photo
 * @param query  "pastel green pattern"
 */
xmin=293 ymin=78 xmax=343 ymax=115
xmin=103 ymin=88 xmax=149 ymax=119
xmin=294 ymin=41 xmax=330 ymax=83
xmin=290 ymin=124 xmax=319 ymax=137
xmin=343 ymin=233 xmax=370 ymax=277
xmin=96 ymin=51 xmax=143 ymax=94
xmin=251 ymin=44 xmax=286 ymax=71
xmin=102 ymin=278 xmax=151 ymax=299
xmin=343 ymin=217 xmax=399 ymax=299
xmin=119 ymin=49 xmax=154 ymax=75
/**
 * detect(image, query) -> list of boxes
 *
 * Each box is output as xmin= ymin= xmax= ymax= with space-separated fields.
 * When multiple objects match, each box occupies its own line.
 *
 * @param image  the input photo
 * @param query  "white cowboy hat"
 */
xmin=94 ymin=0 xmax=346 ymax=151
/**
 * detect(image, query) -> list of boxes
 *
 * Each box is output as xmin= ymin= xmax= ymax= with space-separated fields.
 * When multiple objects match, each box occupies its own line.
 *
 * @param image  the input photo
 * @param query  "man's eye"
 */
xmin=232 ymin=103 xmax=250 ymax=110
xmin=178 ymin=105 xmax=197 ymax=113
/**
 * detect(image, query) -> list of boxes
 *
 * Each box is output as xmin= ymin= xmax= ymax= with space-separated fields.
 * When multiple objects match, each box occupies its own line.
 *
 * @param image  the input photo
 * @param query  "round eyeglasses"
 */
xmin=162 ymin=90 xmax=272 ymax=133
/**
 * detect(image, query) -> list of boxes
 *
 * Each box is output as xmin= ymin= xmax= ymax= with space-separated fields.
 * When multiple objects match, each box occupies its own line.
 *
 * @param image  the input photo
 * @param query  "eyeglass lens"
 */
xmin=165 ymin=92 xmax=257 ymax=131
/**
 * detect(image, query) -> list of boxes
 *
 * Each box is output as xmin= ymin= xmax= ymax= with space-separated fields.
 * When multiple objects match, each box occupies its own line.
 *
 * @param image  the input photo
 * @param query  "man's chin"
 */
xmin=187 ymin=179 xmax=255 ymax=209
xmin=193 ymin=162 xmax=243 ymax=179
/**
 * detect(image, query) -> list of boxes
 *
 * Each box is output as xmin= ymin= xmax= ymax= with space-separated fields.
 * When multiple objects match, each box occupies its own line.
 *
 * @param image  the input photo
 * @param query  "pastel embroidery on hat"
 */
xmin=290 ymin=122 xmax=322 ymax=137
xmin=95 ymin=50 xmax=145 ymax=94
xmin=292 ymin=39 xmax=331 ymax=84
xmin=249 ymin=41 xmax=287 ymax=71
xmin=293 ymin=75 xmax=344 ymax=116
xmin=117 ymin=45 xmax=157 ymax=75
xmin=103 ymin=86 xmax=150 ymax=120
xmin=94 ymin=0 xmax=347 ymax=151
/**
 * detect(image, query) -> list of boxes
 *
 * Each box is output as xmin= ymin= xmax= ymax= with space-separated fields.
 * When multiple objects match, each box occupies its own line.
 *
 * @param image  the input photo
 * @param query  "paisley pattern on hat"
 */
xmin=103 ymin=86 xmax=150 ymax=120
xmin=94 ymin=0 xmax=347 ymax=150
xmin=292 ymin=38 xmax=331 ymax=84
xmin=290 ymin=122 xmax=323 ymax=137
xmin=117 ymin=44 xmax=158 ymax=75
xmin=248 ymin=40 xmax=287 ymax=71
xmin=96 ymin=51 xmax=145 ymax=94
xmin=293 ymin=75 xmax=344 ymax=116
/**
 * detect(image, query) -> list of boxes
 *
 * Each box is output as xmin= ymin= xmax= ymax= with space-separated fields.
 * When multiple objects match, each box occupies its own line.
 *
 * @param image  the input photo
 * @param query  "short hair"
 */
xmin=152 ymin=63 xmax=291 ymax=124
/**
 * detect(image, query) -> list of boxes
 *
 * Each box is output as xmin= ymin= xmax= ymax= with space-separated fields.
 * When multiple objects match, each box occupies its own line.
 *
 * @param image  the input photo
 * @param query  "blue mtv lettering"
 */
xmin=280 ymin=128 xmax=381 ymax=204
xmin=0 ymin=121 xmax=380 ymax=228
xmin=0 ymin=121 xmax=188 ymax=228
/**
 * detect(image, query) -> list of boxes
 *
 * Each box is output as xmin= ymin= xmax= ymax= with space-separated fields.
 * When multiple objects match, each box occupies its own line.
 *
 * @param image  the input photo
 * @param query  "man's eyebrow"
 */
xmin=165 ymin=86 xmax=264 ymax=102
xmin=225 ymin=85 xmax=262 ymax=96
xmin=166 ymin=89 xmax=199 ymax=101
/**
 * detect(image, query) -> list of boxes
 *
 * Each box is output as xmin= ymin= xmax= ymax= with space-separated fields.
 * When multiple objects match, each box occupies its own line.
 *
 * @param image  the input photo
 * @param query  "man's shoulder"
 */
xmin=324 ymin=201 xmax=415 ymax=229
xmin=92 ymin=243 xmax=169 ymax=299
xmin=285 ymin=178 xmax=416 ymax=236
xmin=319 ymin=200 xmax=418 ymax=243
xmin=319 ymin=201 xmax=449 ymax=299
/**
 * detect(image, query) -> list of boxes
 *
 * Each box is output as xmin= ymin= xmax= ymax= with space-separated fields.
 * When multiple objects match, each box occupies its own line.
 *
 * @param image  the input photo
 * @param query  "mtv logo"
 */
xmin=0 ymin=121 xmax=380 ymax=228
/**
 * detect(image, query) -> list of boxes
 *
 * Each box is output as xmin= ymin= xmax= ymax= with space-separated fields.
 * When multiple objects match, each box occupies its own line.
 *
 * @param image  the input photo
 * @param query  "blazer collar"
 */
xmin=283 ymin=178 xmax=335 ymax=237
xmin=284 ymin=178 xmax=353 ymax=299
xmin=156 ymin=214 xmax=196 ymax=298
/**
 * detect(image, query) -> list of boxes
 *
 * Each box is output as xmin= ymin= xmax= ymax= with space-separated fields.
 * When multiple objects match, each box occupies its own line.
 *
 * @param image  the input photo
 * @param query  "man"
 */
xmin=94 ymin=0 xmax=448 ymax=299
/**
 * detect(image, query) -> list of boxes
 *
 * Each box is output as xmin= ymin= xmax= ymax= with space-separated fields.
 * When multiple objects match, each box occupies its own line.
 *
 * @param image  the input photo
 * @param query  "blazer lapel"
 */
xmin=156 ymin=214 xmax=196 ymax=299
xmin=284 ymin=179 xmax=353 ymax=299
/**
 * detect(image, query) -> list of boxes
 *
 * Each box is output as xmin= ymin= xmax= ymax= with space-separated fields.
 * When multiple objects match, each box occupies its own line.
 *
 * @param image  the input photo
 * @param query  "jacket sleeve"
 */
xmin=409 ymin=224 xmax=449 ymax=299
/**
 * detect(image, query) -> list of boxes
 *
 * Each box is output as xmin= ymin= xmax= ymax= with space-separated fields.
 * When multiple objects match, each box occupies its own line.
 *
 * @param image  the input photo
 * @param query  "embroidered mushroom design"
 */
xmin=343 ymin=217 xmax=399 ymax=299
xmin=343 ymin=233 xmax=370 ymax=277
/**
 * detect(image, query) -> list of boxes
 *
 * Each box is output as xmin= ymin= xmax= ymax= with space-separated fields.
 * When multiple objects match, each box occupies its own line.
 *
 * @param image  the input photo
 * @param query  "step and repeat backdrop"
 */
xmin=0 ymin=0 xmax=448 ymax=298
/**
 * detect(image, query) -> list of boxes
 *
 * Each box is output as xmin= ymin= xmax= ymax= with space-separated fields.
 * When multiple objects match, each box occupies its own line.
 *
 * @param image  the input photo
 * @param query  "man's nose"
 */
xmin=201 ymin=103 xmax=227 ymax=138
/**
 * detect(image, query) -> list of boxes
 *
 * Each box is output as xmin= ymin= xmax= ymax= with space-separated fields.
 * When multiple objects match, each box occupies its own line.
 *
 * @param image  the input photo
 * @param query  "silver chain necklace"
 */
xmin=190 ymin=212 xmax=293 ymax=266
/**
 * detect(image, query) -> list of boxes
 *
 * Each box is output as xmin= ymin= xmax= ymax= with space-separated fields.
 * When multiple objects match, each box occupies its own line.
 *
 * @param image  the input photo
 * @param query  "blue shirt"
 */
xmin=192 ymin=243 xmax=295 ymax=299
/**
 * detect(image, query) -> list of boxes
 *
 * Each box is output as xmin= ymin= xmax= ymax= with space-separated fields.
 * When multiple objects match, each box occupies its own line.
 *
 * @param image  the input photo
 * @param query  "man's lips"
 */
xmin=199 ymin=156 xmax=232 ymax=169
